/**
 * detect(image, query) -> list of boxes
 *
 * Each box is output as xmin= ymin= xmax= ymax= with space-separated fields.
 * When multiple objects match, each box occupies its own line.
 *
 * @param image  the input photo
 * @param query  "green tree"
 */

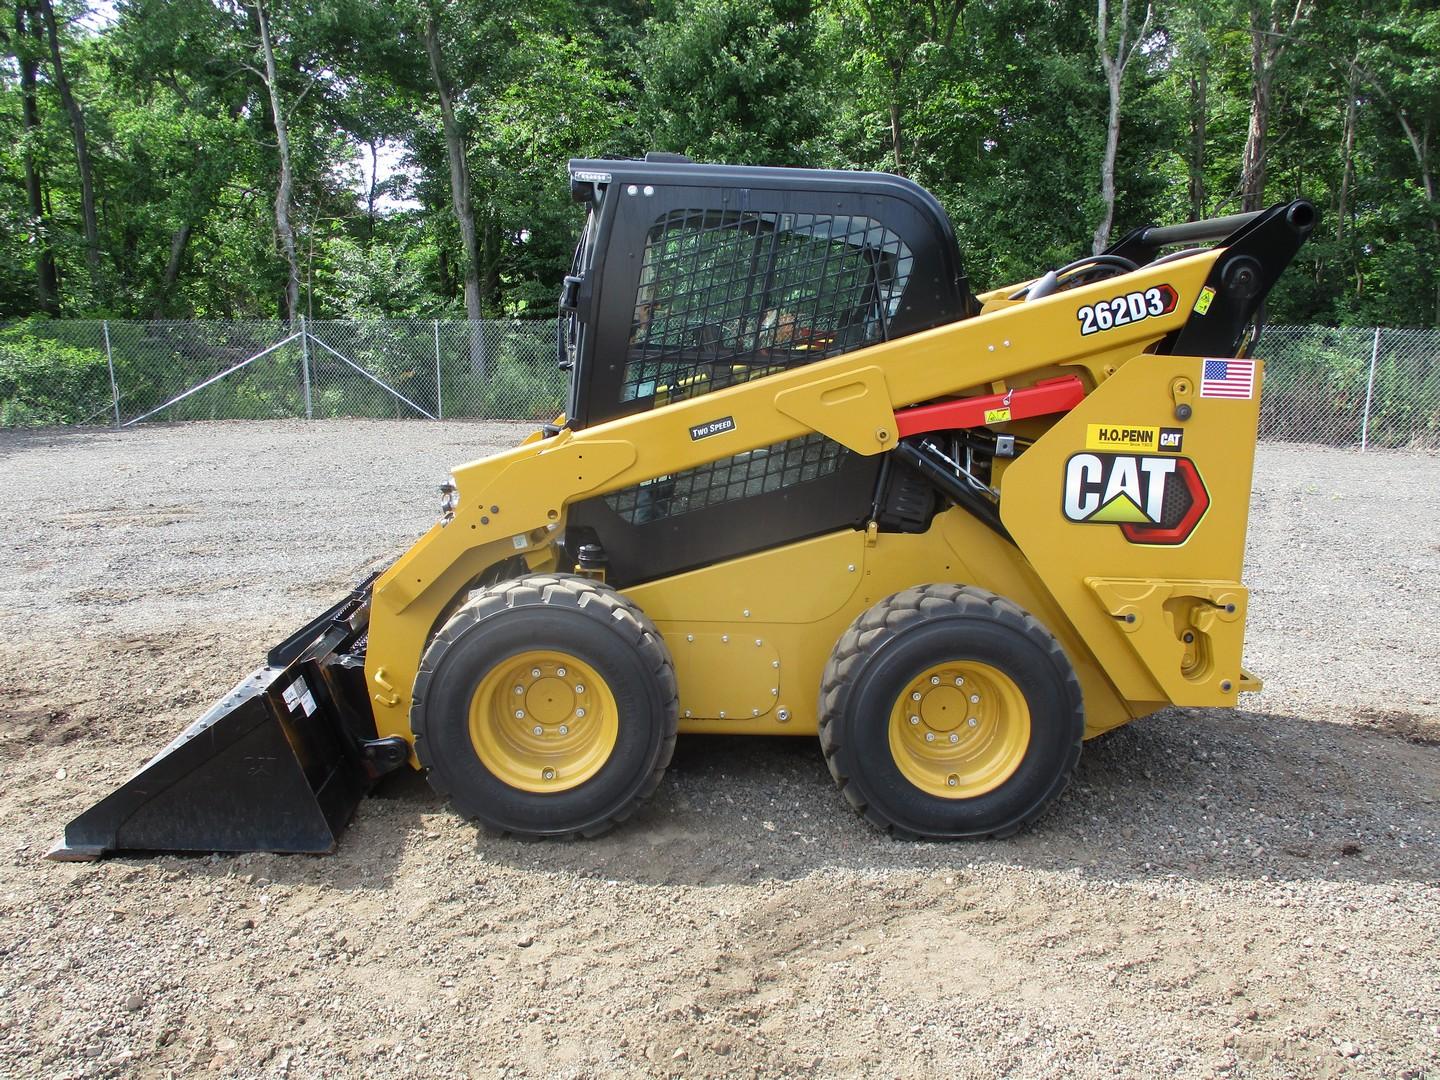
xmin=637 ymin=0 xmax=831 ymax=165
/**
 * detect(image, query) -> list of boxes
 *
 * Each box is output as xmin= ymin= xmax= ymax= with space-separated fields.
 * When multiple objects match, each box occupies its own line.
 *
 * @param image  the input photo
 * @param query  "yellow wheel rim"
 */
xmin=887 ymin=660 xmax=1031 ymax=799
xmin=468 ymin=650 xmax=619 ymax=793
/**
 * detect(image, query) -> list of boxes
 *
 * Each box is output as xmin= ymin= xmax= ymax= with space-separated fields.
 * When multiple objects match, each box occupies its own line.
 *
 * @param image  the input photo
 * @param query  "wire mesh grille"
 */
xmin=604 ymin=434 xmax=848 ymax=525
xmin=0 ymin=319 xmax=1435 ymax=452
xmin=623 ymin=210 xmax=912 ymax=406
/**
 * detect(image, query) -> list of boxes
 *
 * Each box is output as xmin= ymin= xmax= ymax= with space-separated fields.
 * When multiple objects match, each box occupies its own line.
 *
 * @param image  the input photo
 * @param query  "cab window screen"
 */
xmin=605 ymin=434 xmax=847 ymax=525
xmin=623 ymin=210 xmax=912 ymax=406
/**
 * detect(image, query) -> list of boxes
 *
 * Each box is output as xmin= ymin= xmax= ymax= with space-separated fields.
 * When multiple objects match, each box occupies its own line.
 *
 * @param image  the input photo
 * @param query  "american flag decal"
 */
xmin=1200 ymin=359 xmax=1255 ymax=399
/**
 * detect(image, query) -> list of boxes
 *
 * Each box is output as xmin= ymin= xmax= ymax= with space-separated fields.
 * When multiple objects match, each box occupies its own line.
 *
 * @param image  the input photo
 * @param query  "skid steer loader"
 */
xmin=50 ymin=154 xmax=1315 ymax=859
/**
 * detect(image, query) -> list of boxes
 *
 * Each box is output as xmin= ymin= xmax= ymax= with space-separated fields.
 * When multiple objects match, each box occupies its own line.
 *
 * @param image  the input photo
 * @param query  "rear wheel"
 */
xmin=412 ymin=575 xmax=677 ymax=838
xmin=818 ymin=584 xmax=1083 ymax=839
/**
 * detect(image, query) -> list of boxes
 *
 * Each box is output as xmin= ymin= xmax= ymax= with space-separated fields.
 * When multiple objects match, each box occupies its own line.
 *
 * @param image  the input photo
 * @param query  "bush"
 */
xmin=443 ymin=323 xmax=566 ymax=421
xmin=0 ymin=320 xmax=111 ymax=425
xmin=474 ymin=355 xmax=566 ymax=421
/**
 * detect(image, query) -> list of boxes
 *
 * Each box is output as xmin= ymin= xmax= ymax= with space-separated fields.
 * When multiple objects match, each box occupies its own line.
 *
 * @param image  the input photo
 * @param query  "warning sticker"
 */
xmin=282 ymin=678 xmax=317 ymax=717
xmin=1193 ymin=285 xmax=1216 ymax=315
xmin=984 ymin=407 xmax=1012 ymax=424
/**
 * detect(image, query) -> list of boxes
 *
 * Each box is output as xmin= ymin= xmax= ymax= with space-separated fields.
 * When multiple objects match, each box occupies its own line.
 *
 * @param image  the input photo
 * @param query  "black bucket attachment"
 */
xmin=48 ymin=576 xmax=406 ymax=861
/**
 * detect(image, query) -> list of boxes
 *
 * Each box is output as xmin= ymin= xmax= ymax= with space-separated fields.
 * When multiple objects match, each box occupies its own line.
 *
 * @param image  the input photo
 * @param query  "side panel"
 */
xmin=1001 ymin=354 xmax=1263 ymax=707
xmin=624 ymin=514 xmax=1141 ymax=739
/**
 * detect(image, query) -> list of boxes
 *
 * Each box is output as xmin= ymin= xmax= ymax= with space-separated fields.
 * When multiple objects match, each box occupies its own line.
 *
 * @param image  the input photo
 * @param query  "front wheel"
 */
xmin=411 ymin=575 xmax=678 ymax=838
xmin=818 ymin=584 xmax=1083 ymax=839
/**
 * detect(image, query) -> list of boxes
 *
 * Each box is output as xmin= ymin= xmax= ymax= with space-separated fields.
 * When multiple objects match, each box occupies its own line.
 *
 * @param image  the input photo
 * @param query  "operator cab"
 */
xmin=556 ymin=155 xmax=978 ymax=588
xmin=560 ymin=154 xmax=976 ymax=430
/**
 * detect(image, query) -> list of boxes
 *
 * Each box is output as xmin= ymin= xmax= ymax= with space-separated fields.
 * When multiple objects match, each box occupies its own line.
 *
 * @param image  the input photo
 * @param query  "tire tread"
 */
xmin=817 ymin=584 xmax=1084 ymax=840
xmin=412 ymin=574 xmax=678 ymax=840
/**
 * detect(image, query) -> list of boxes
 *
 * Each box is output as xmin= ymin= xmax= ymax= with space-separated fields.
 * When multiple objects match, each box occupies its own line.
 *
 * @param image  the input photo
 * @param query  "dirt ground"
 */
xmin=0 ymin=421 xmax=1436 ymax=1080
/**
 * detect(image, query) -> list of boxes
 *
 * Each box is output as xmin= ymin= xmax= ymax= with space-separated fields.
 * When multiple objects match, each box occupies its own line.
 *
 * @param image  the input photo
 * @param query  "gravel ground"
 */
xmin=0 ymin=420 xmax=1437 ymax=1080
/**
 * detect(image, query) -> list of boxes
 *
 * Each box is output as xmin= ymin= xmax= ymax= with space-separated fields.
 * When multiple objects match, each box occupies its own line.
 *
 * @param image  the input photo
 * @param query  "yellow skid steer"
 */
xmin=51 ymin=155 xmax=1315 ymax=857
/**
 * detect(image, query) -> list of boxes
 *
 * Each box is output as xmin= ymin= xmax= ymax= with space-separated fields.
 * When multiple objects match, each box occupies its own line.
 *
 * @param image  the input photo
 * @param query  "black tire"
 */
xmin=411 ymin=574 xmax=678 ymax=838
xmin=818 ymin=584 xmax=1084 ymax=840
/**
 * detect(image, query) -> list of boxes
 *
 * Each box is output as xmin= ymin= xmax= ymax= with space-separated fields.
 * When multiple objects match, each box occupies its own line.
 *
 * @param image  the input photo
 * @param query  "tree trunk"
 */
xmin=152 ymin=222 xmax=193 ymax=317
xmin=423 ymin=11 xmax=485 ymax=375
xmin=480 ymin=216 xmax=502 ymax=315
xmin=1336 ymin=64 xmax=1358 ymax=241
xmin=1240 ymin=0 xmax=1310 ymax=214
xmin=888 ymin=90 xmax=904 ymax=173
xmin=366 ymin=139 xmax=378 ymax=238
xmin=1092 ymin=0 xmax=1150 ymax=254
xmin=14 ymin=2 xmax=58 ymax=314
xmin=1187 ymin=55 xmax=1208 ymax=220
xmin=1392 ymin=110 xmax=1438 ymax=321
xmin=1094 ymin=67 xmax=1123 ymax=253
xmin=36 ymin=0 xmax=99 ymax=286
xmin=1239 ymin=8 xmax=1270 ymax=214
xmin=255 ymin=0 xmax=301 ymax=324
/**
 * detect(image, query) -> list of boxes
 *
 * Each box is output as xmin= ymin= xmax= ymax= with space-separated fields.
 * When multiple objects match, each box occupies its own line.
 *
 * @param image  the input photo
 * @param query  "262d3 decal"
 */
xmin=1062 ymin=452 xmax=1209 ymax=545
xmin=1077 ymin=285 xmax=1178 ymax=335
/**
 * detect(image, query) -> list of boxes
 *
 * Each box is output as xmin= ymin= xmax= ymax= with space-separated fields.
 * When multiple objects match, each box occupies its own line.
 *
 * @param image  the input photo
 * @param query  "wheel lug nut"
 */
xmin=930 ymin=675 xmax=940 ymax=685
xmin=514 ymin=709 xmax=525 ymax=719
xmin=542 ymin=767 xmax=556 ymax=781
xmin=969 ymin=693 xmax=980 ymax=704
xmin=909 ymin=715 xmax=920 ymax=725
xmin=947 ymin=774 xmax=958 ymax=787
xmin=575 ymin=684 xmax=584 ymax=694
xmin=531 ymin=668 xmax=541 ymax=678
xmin=558 ymin=724 xmax=569 ymax=736
xmin=532 ymin=725 xmax=543 ymax=736
xmin=925 ymin=732 xmax=936 ymax=742
xmin=949 ymin=732 xmax=959 ymax=744
xmin=575 ymin=707 xmax=586 ymax=718
xmin=556 ymin=667 xmax=566 ymax=677
xmin=911 ymin=691 xmax=922 ymax=701
xmin=514 ymin=685 xmax=524 ymax=695
xmin=967 ymin=717 xmax=978 ymax=728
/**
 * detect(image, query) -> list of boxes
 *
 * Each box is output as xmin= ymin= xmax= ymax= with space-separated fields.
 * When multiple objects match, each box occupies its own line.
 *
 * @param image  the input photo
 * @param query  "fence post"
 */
xmin=102 ymin=319 xmax=120 ymax=427
xmin=434 ymin=319 xmax=443 ymax=421
xmin=300 ymin=316 xmax=313 ymax=420
xmin=1360 ymin=326 xmax=1380 ymax=452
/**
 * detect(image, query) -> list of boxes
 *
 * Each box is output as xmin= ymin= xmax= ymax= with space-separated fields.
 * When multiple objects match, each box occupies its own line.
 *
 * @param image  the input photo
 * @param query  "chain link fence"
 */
xmin=1256 ymin=326 xmax=1439 ymax=450
xmin=1 ymin=318 xmax=1436 ymax=449
xmin=0 ymin=319 xmax=566 ymax=427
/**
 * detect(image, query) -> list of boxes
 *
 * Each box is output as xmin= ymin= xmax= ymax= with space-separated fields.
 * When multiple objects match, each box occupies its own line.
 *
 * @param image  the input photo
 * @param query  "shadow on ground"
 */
xmin=124 ymin=705 xmax=1439 ymax=896
xmin=469 ymin=707 xmax=1439 ymax=890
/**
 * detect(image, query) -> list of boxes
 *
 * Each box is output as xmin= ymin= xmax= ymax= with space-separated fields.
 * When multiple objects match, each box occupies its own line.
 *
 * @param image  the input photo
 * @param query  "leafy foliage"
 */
xmin=0 ymin=0 xmax=1434 ymax=326
xmin=0 ymin=318 xmax=109 ymax=423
